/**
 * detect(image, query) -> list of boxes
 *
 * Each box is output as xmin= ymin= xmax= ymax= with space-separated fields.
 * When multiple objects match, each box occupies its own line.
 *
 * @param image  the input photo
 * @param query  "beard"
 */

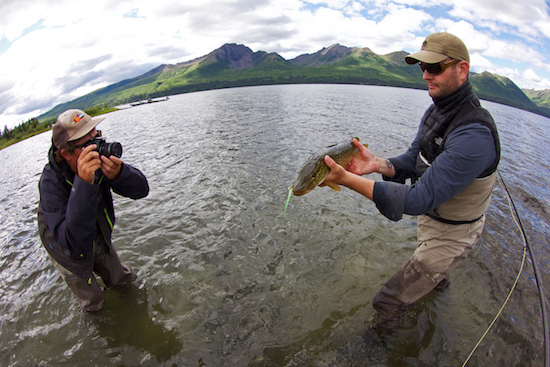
xmin=426 ymin=66 xmax=462 ymax=99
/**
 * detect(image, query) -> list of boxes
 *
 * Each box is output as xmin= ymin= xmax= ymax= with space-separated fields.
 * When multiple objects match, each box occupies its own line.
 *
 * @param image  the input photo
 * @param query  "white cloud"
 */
xmin=448 ymin=0 xmax=550 ymax=40
xmin=519 ymin=69 xmax=550 ymax=90
xmin=0 ymin=0 xmax=549 ymax=129
xmin=305 ymin=0 xmax=350 ymax=8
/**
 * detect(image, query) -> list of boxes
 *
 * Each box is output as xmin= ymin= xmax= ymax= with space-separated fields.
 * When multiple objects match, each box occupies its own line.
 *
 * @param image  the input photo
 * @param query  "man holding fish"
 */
xmin=322 ymin=33 xmax=501 ymax=333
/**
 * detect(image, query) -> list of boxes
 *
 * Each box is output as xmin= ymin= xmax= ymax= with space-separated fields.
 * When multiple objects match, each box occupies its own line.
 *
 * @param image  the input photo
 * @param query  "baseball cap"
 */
xmin=52 ymin=109 xmax=105 ymax=149
xmin=405 ymin=32 xmax=469 ymax=65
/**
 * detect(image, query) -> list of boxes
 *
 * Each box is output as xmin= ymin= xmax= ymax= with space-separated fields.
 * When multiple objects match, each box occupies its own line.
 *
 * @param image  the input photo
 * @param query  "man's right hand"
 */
xmin=77 ymin=145 xmax=102 ymax=184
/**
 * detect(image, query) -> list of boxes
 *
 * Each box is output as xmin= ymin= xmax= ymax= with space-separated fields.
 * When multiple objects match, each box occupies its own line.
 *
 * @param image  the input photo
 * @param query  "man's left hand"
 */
xmin=101 ymin=155 xmax=122 ymax=180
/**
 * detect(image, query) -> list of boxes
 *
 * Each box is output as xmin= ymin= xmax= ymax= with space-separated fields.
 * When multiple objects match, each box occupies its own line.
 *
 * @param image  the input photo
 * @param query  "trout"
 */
xmin=290 ymin=137 xmax=368 ymax=196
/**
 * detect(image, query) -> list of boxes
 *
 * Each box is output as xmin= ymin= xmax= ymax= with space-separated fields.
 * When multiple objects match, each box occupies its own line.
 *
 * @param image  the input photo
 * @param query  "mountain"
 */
xmin=38 ymin=43 xmax=550 ymax=122
xmin=523 ymin=88 xmax=550 ymax=112
xmin=289 ymin=44 xmax=357 ymax=66
xmin=470 ymin=72 xmax=539 ymax=111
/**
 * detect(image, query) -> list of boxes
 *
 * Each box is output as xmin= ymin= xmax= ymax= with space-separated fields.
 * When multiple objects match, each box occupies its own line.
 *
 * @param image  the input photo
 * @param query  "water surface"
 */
xmin=1 ymin=84 xmax=548 ymax=366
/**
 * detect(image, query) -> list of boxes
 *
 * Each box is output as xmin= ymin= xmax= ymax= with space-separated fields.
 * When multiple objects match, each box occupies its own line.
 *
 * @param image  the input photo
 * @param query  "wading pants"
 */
xmin=49 ymin=236 xmax=132 ymax=312
xmin=373 ymin=214 xmax=486 ymax=331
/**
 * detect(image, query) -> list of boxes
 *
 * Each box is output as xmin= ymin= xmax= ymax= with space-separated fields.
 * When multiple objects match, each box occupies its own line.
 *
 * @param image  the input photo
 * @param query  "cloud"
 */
xmin=448 ymin=0 xmax=550 ymax=40
xmin=519 ymin=69 xmax=550 ymax=90
xmin=0 ymin=0 xmax=549 ymax=129
xmin=0 ymin=85 xmax=16 ymax=116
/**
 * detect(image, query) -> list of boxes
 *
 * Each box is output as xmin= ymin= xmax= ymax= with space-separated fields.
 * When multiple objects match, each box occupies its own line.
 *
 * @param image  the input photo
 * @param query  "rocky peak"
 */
xmin=204 ymin=43 xmax=258 ymax=69
xmin=289 ymin=44 xmax=354 ymax=66
xmin=321 ymin=44 xmax=353 ymax=57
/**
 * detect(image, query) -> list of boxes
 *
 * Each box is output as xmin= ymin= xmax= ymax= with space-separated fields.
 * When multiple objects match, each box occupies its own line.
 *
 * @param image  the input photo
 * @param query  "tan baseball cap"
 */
xmin=52 ymin=109 xmax=105 ymax=149
xmin=405 ymin=32 xmax=469 ymax=65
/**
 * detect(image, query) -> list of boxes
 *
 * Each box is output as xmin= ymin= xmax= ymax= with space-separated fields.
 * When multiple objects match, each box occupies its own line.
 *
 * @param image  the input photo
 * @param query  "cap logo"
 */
xmin=72 ymin=113 xmax=84 ymax=124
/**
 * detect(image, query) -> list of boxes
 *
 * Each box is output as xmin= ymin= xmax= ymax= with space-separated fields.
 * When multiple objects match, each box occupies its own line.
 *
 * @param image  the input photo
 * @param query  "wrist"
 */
xmin=379 ymin=158 xmax=396 ymax=177
xmin=347 ymin=173 xmax=375 ymax=200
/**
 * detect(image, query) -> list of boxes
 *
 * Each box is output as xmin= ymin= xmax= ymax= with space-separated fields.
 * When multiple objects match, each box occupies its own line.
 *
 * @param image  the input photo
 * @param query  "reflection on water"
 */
xmin=0 ymin=84 xmax=549 ymax=366
xmin=94 ymin=285 xmax=181 ymax=364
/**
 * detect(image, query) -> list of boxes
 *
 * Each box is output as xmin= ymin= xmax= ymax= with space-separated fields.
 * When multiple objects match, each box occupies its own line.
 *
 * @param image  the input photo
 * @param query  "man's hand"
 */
xmin=345 ymin=138 xmax=379 ymax=175
xmin=346 ymin=139 xmax=396 ymax=178
xmin=77 ymin=145 xmax=102 ymax=184
xmin=322 ymin=152 xmax=376 ymax=200
xmin=101 ymin=155 xmax=122 ymax=181
xmin=323 ymin=155 xmax=348 ymax=188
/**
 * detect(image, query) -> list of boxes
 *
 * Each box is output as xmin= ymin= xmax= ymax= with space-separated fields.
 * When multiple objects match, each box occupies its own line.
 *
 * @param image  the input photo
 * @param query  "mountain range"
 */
xmin=38 ymin=43 xmax=550 ymax=122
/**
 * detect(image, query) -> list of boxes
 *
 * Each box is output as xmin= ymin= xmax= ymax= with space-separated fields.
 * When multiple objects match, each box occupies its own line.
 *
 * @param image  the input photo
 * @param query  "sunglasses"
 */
xmin=419 ymin=59 xmax=458 ymax=75
xmin=74 ymin=130 xmax=102 ymax=149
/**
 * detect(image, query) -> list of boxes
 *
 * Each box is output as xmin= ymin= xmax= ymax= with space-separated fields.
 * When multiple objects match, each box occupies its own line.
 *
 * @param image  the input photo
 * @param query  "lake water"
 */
xmin=1 ymin=84 xmax=549 ymax=366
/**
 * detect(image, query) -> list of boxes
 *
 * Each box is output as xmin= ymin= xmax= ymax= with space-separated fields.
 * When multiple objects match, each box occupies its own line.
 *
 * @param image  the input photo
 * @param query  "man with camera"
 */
xmin=38 ymin=109 xmax=149 ymax=311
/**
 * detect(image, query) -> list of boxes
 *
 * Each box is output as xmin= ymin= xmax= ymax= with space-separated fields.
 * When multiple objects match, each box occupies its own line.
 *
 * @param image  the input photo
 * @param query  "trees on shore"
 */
xmin=0 ymin=104 xmax=116 ymax=150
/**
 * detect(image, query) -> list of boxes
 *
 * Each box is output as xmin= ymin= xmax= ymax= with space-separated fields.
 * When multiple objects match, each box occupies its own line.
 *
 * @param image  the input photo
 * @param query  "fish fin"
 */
xmin=326 ymin=181 xmax=342 ymax=191
xmin=353 ymin=137 xmax=368 ymax=148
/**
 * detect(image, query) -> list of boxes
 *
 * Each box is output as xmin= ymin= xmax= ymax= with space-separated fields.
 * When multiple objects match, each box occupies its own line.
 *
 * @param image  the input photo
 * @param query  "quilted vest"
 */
xmin=414 ymin=81 xmax=500 ymax=224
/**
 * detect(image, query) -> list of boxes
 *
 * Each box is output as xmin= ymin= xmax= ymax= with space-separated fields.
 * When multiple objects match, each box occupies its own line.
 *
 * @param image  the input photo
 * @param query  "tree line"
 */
xmin=0 ymin=104 xmax=116 ymax=150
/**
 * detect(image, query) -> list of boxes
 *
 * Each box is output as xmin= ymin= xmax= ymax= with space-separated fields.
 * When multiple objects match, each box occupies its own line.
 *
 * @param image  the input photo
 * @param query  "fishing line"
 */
xmin=462 ymin=171 xmax=549 ymax=367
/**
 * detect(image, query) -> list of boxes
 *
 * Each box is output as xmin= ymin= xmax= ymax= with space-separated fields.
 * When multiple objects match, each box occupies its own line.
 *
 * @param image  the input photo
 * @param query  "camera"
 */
xmin=85 ymin=138 xmax=123 ymax=158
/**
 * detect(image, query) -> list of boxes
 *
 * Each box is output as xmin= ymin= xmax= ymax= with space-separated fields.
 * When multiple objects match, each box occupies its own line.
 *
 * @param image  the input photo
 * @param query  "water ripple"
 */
xmin=0 ymin=84 xmax=548 ymax=366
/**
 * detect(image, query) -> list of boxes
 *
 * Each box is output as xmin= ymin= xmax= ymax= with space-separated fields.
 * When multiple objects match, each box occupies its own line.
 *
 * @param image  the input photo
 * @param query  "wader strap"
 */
xmin=427 ymin=212 xmax=482 ymax=225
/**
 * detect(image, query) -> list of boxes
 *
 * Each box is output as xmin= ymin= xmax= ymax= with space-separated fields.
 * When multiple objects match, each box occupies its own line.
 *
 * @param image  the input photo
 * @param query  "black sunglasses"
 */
xmin=419 ymin=59 xmax=458 ymax=75
xmin=74 ymin=130 xmax=102 ymax=149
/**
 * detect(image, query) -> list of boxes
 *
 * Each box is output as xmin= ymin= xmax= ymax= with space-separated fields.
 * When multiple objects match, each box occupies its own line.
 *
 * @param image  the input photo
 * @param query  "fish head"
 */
xmin=290 ymin=157 xmax=326 ymax=196
xmin=290 ymin=176 xmax=317 ymax=196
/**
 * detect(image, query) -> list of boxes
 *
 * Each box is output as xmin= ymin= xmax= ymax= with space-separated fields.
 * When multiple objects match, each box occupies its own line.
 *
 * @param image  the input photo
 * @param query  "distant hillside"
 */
xmin=523 ymin=88 xmax=550 ymax=114
xmin=38 ymin=43 xmax=550 ymax=122
xmin=470 ymin=71 xmax=539 ymax=111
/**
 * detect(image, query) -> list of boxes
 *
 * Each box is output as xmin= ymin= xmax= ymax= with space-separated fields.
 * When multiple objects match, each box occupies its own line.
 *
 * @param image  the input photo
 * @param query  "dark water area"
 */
xmin=1 ymin=84 xmax=549 ymax=366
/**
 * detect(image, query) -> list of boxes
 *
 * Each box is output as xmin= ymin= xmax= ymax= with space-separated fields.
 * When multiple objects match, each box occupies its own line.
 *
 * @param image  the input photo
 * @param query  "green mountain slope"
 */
xmin=523 ymin=88 xmax=550 ymax=114
xmin=38 ymin=43 xmax=550 ymax=122
xmin=470 ymin=72 xmax=538 ymax=111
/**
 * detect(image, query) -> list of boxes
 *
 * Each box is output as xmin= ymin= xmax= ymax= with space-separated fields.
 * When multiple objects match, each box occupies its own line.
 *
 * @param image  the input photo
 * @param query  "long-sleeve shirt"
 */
xmin=372 ymin=115 xmax=497 ymax=221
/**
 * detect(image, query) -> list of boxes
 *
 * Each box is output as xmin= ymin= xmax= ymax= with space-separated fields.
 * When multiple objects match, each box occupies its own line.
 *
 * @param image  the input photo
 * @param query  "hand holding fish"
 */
xmin=321 ymin=155 xmax=347 ymax=187
xmin=343 ymin=138 xmax=379 ymax=176
xmin=289 ymin=137 xmax=369 ymax=197
xmin=285 ymin=137 xmax=375 ymax=213
xmin=323 ymin=154 xmax=375 ymax=200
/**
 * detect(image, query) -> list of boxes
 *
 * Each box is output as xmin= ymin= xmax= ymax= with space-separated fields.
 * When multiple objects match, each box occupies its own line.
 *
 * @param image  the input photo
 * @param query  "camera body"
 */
xmin=85 ymin=138 xmax=123 ymax=158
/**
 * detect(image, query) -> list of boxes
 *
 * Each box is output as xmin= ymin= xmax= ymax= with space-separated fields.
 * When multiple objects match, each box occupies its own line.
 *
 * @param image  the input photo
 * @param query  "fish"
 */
xmin=290 ymin=137 xmax=368 ymax=196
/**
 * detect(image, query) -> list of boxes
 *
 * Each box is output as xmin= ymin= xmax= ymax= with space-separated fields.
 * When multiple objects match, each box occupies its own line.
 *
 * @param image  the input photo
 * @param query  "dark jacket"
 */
xmin=37 ymin=145 xmax=149 ymax=280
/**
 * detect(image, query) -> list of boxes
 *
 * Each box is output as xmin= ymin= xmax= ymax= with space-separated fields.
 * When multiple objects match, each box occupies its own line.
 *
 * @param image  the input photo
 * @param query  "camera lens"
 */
xmin=87 ymin=137 xmax=123 ymax=158
xmin=103 ymin=142 xmax=122 ymax=158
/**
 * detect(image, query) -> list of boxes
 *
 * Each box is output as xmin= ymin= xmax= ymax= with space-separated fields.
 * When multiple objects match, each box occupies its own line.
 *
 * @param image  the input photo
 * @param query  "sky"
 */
xmin=1 ymin=0 xmax=550 ymax=129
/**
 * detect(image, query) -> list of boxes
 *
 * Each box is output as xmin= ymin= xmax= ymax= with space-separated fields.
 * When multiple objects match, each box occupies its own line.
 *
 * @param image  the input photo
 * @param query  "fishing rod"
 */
xmin=463 ymin=170 xmax=549 ymax=366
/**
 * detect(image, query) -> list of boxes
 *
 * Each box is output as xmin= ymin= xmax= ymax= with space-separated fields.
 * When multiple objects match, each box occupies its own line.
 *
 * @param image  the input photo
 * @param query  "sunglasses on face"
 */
xmin=74 ymin=130 xmax=102 ymax=149
xmin=419 ymin=59 xmax=458 ymax=75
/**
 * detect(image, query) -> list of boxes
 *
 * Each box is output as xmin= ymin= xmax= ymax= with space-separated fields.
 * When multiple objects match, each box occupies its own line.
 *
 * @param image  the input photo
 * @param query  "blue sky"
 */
xmin=1 ymin=0 xmax=549 ymax=129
